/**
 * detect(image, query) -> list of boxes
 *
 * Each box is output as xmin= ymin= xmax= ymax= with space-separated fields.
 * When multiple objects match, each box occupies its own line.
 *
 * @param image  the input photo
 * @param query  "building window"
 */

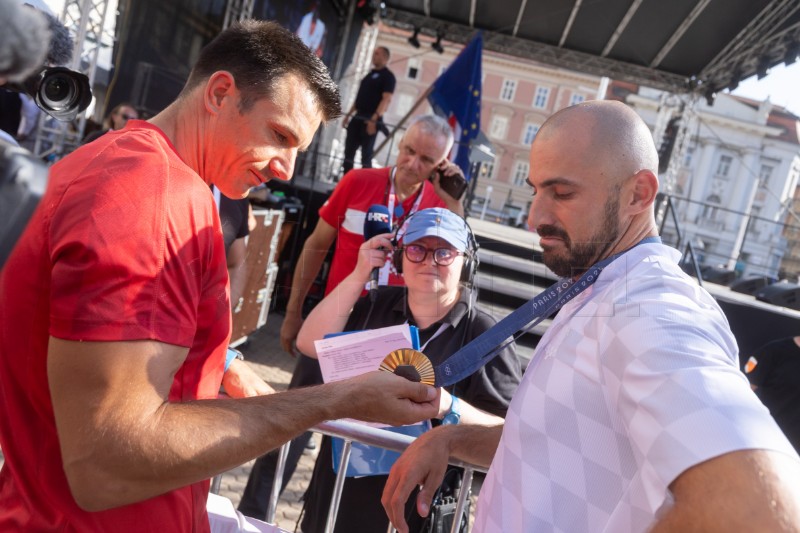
xmin=395 ymin=93 xmax=415 ymax=117
xmin=500 ymin=79 xmax=517 ymax=102
xmin=569 ymin=93 xmax=585 ymax=106
xmin=521 ymin=123 xmax=539 ymax=145
xmin=715 ymin=154 xmax=733 ymax=178
xmin=534 ymin=87 xmax=550 ymax=109
xmin=758 ymin=164 xmax=774 ymax=188
xmin=702 ymin=194 xmax=721 ymax=221
xmin=489 ymin=115 xmax=509 ymax=140
xmin=512 ymin=161 xmax=530 ymax=186
xmin=683 ymin=145 xmax=695 ymax=167
xmin=480 ymin=161 xmax=495 ymax=180
xmin=407 ymin=57 xmax=420 ymax=80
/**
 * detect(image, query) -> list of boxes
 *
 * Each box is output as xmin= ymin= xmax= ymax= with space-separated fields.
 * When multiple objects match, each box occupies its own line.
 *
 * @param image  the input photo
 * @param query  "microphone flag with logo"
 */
xmin=363 ymin=204 xmax=391 ymax=301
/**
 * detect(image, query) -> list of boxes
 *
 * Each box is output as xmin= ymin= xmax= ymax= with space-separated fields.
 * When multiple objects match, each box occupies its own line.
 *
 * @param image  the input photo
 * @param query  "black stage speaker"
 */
xmin=754 ymin=283 xmax=800 ymax=311
xmin=701 ymin=265 xmax=736 ymax=285
xmin=729 ymin=276 xmax=771 ymax=295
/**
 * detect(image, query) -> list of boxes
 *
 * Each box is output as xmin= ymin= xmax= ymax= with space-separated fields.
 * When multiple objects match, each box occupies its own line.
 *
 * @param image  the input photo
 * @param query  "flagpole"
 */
xmin=375 ymin=85 xmax=434 ymax=156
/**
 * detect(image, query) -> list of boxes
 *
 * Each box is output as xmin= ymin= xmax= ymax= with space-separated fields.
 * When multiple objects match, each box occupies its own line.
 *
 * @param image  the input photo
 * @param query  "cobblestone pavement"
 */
xmin=217 ymin=313 xmax=318 ymax=532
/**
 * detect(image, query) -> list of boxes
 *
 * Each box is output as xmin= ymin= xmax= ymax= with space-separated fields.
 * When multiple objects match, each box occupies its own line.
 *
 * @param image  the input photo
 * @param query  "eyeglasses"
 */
xmin=403 ymin=244 xmax=465 ymax=266
xmin=120 ymin=113 xmax=136 ymax=120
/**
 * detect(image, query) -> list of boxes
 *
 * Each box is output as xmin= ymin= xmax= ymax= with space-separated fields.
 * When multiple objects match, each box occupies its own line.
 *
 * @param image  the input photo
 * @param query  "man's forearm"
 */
xmin=285 ymin=244 xmax=328 ymax=314
xmin=444 ymin=423 xmax=503 ymax=469
xmin=373 ymin=92 xmax=392 ymax=120
xmin=228 ymin=263 xmax=246 ymax=310
xmin=296 ymin=270 xmax=367 ymax=356
xmin=63 ymin=383 xmax=339 ymax=510
xmin=227 ymin=238 xmax=248 ymax=310
xmin=444 ymin=197 xmax=464 ymax=217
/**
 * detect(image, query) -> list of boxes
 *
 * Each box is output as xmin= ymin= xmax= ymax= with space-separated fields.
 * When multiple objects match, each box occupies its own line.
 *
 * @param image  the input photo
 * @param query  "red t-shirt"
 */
xmin=318 ymin=167 xmax=447 ymax=294
xmin=0 ymin=121 xmax=230 ymax=531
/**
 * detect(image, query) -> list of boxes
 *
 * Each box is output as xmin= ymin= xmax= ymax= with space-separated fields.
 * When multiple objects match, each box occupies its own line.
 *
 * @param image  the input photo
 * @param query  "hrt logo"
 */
xmin=368 ymin=212 xmax=389 ymax=223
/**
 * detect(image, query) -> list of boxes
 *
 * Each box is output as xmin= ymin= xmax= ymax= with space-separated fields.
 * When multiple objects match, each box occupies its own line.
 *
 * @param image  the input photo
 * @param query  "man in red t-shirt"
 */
xmin=280 ymin=114 xmax=465 ymax=353
xmin=0 ymin=21 xmax=439 ymax=532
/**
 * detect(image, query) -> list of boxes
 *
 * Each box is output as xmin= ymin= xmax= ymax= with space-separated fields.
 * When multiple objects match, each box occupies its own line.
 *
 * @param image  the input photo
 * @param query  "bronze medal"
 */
xmin=379 ymin=348 xmax=435 ymax=386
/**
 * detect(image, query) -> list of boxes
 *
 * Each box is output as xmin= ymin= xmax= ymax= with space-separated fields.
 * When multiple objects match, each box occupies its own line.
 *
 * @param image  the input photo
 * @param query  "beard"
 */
xmin=539 ymin=194 xmax=621 ymax=278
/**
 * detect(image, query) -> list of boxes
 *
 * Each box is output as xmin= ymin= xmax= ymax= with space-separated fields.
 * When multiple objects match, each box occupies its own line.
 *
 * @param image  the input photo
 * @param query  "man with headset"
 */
xmin=281 ymin=114 xmax=465 ymax=354
xmin=295 ymin=207 xmax=522 ymax=532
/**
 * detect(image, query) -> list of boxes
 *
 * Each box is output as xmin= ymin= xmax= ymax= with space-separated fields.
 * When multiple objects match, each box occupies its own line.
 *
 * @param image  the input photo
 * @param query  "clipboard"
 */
xmin=324 ymin=325 xmax=429 ymax=477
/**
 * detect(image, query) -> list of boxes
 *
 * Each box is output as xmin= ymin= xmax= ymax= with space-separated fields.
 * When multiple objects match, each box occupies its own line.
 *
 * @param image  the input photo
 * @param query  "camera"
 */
xmin=0 ymin=139 xmax=48 ymax=268
xmin=7 ymin=66 xmax=91 ymax=122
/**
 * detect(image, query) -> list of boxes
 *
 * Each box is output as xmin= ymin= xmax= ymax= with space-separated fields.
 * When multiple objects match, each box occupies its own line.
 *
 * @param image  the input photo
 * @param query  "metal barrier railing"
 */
xmin=658 ymin=194 xmax=703 ymax=286
xmin=267 ymin=420 xmax=486 ymax=533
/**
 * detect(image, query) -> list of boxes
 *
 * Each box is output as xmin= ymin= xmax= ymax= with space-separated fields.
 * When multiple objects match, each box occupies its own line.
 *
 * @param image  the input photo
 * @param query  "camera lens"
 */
xmin=23 ymin=67 xmax=92 ymax=121
xmin=41 ymin=72 xmax=77 ymax=110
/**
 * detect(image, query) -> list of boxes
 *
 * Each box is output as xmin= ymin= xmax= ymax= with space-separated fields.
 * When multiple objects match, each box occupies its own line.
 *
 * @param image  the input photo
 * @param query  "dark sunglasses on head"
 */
xmin=403 ymin=244 xmax=464 ymax=266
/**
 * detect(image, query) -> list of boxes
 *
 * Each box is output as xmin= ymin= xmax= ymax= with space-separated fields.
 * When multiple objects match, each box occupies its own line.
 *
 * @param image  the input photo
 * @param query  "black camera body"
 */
xmin=6 ymin=66 xmax=91 ymax=122
xmin=0 ymin=67 xmax=92 ymax=269
xmin=0 ymin=139 xmax=48 ymax=269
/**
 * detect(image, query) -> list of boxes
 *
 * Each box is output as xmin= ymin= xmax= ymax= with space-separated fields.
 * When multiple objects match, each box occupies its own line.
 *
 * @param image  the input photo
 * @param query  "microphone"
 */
xmin=363 ymin=204 xmax=391 ymax=301
xmin=0 ymin=0 xmax=75 ymax=84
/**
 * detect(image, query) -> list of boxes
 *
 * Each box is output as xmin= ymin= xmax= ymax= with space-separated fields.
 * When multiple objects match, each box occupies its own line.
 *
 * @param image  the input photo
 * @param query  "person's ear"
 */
xmin=626 ymin=169 xmax=658 ymax=214
xmin=203 ymin=71 xmax=236 ymax=115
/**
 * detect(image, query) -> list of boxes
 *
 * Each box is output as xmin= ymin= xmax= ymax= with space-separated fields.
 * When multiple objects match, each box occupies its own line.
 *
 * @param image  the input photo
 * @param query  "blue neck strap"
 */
xmin=433 ymin=237 xmax=661 ymax=387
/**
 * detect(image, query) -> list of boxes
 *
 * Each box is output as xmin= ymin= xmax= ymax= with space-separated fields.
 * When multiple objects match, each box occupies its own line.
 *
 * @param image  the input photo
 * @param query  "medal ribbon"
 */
xmin=432 ymin=237 xmax=661 ymax=387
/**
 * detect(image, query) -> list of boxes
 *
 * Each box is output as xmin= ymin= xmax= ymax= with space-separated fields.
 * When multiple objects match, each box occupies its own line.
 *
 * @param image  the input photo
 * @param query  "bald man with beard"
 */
xmin=382 ymin=100 xmax=800 ymax=533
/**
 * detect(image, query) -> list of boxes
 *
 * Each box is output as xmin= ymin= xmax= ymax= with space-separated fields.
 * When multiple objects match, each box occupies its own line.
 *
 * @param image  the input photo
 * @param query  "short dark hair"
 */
xmin=183 ymin=20 xmax=340 ymax=122
xmin=377 ymin=46 xmax=390 ymax=59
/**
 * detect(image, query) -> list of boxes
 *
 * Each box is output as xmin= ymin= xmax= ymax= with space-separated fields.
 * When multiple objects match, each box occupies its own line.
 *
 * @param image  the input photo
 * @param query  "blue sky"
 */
xmin=730 ymin=62 xmax=800 ymax=116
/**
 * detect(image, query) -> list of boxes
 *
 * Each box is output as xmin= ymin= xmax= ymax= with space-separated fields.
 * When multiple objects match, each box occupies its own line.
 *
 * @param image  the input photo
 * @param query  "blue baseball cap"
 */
xmin=403 ymin=208 xmax=470 ymax=252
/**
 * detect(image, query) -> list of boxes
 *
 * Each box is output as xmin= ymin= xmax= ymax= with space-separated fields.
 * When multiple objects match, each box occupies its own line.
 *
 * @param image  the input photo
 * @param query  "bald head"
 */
xmin=527 ymin=100 xmax=660 ymax=270
xmin=537 ymin=100 xmax=658 ymax=184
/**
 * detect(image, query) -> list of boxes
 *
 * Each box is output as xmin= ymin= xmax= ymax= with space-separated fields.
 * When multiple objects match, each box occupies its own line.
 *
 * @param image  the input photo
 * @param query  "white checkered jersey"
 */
xmin=474 ymin=243 xmax=797 ymax=532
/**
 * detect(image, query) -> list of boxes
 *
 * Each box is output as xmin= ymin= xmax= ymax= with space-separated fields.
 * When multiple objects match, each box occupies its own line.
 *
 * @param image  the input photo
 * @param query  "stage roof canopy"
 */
xmin=381 ymin=0 xmax=800 ymax=97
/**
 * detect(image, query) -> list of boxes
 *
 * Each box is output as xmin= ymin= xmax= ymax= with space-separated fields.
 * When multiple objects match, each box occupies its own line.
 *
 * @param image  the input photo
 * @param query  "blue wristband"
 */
xmin=224 ymin=347 xmax=243 ymax=373
xmin=441 ymin=395 xmax=461 ymax=425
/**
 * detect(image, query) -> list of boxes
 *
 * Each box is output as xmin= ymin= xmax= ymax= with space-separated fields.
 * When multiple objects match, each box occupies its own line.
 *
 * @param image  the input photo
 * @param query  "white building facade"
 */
xmin=613 ymin=83 xmax=800 ymax=279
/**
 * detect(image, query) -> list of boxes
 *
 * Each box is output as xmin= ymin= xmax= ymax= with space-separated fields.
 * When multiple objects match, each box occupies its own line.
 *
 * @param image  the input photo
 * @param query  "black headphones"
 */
xmin=392 ymin=212 xmax=480 ymax=286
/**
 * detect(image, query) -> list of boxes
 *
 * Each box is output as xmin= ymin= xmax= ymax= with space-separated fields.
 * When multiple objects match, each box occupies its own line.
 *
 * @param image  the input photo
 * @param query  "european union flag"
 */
xmin=427 ymin=32 xmax=483 ymax=181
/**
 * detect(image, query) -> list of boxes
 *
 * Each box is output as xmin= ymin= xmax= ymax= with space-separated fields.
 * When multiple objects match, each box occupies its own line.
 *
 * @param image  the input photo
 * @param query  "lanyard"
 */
xmin=417 ymin=322 xmax=450 ymax=352
xmin=432 ymin=237 xmax=662 ymax=387
xmin=386 ymin=167 xmax=424 ymax=241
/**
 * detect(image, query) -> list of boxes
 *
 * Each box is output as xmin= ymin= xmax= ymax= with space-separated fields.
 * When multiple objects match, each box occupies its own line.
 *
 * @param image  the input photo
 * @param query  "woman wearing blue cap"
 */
xmin=296 ymin=207 xmax=522 ymax=532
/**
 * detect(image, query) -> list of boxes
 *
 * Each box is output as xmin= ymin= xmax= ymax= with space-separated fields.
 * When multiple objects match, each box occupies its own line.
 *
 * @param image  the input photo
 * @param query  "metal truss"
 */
xmin=664 ymin=96 xmax=699 ymax=196
xmin=700 ymin=0 xmax=800 ymax=92
xmin=653 ymin=94 xmax=699 ymax=233
xmin=222 ymin=0 xmax=255 ymax=28
xmin=384 ymin=1 xmax=800 ymax=98
xmin=382 ymin=8 xmax=691 ymax=94
xmin=33 ymin=0 xmax=113 ymax=160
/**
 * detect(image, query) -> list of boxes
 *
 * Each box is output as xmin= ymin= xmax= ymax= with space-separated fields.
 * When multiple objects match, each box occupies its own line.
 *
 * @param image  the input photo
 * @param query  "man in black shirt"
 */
xmin=213 ymin=185 xmax=274 ymax=399
xmin=341 ymin=46 xmax=395 ymax=173
xmin=744 ymin=336 xmax=800 ymax=452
